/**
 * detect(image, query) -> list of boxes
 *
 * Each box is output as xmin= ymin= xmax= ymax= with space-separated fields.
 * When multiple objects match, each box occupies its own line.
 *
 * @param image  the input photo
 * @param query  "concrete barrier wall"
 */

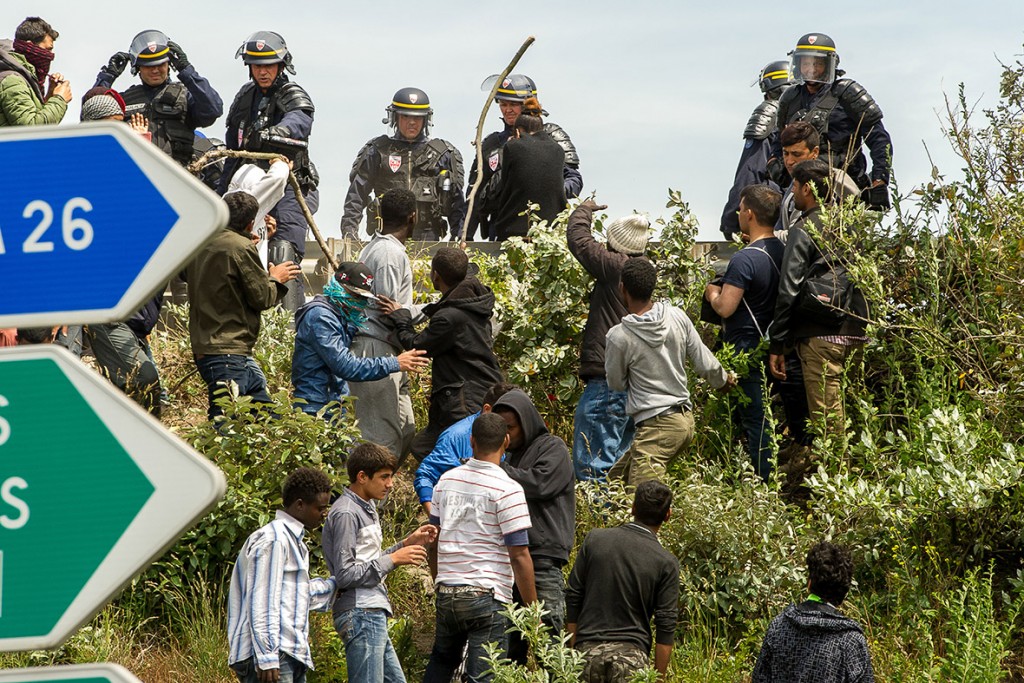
xmin=302 ymin=238 xmax=740 ymax=293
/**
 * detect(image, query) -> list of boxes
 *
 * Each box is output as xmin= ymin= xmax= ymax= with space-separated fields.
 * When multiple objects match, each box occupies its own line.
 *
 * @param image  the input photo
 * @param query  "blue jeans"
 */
xmin=572 ymin=379 xmax=635 ymax=480
xmin=230 ymin=654 xmax=306 ymax=683
xmin=424 ymin=590 xmax=509 ymax=683
xmin=733 ymin=338 xmax=772 ymax=481
xmin=195 ymin=354 xmax=273 ymax=420
xmin=508 ymin=560 xmax=566 ymax=664
xmin=334 ymin=608 xmax=406 ymax=683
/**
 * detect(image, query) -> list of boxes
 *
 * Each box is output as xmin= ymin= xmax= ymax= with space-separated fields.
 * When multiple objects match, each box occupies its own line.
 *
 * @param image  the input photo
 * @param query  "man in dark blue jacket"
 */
xmin=768 ymin=33 xmax=892 ymax=210
xmin=292 ymin=262 xmax=427 ymax=417
xmin=94 ymin=29 xmax=222 ymax=167
xmin=720 ymin=60 xmax=790 ymax=240
xmin=221 ymin=31 xmax=318 ymax=313
xmin=414 ymin=382 xmax=516 ymax=514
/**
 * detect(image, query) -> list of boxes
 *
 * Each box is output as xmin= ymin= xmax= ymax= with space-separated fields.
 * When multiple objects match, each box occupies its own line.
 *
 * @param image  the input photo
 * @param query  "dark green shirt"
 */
xmin=185 ymin=228 xmax=285 ymax=356
xmin=566 ymin=523 xmax=680 ymax=651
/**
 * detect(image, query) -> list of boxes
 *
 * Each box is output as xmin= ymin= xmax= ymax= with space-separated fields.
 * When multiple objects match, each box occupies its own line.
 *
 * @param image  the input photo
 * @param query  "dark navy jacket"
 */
xmin=720 ymin=137 xmax=781 ymax=239
xmin=769 ymin=82 xmax=892 ymax=188
xmin=93 ymin=65 xmax=223 ymax=129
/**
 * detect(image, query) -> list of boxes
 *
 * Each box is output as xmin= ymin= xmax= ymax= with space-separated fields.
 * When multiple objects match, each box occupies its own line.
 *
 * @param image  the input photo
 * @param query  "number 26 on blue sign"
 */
xmin=0 ymin=198 xmax=94 ymax=254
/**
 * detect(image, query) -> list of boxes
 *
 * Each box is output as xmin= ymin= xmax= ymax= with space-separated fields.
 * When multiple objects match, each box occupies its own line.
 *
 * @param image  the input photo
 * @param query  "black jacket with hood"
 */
xmin=752 ymin=600 xmax=875 ymax=683
xmin=494 ymin=389 xmax=575 ymax=564
xmin=390 ymin=276 xmax=503 ymax=427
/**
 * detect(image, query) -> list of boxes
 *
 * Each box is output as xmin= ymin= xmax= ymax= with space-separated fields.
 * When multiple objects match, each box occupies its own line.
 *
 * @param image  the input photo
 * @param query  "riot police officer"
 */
xmin=341 ymin=87 xmax=466 ymax=241
xmin=220 ymin=31 xmax=319 ymax=314
xmin=719 ymin=60 xmax=791 ymax=240
xmin=94 ymin=30 xmax=223 ymax=167
xmin=465 ymin=74 xmax=583 ymax=240
xmin=768 ymin=33 xmax=893 ymax=209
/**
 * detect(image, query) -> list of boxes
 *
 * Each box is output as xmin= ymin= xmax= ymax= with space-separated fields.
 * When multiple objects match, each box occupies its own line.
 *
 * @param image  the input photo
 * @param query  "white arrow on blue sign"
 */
xmin=0 ymin=663 xmax=142 ymax=682
xmin=0 ymin=121 xmax=227 ymax=328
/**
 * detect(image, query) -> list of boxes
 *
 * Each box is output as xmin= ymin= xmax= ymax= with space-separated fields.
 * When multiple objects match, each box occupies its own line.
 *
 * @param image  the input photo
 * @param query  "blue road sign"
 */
xmin=0 ymin=122 xmax=227 ymax=328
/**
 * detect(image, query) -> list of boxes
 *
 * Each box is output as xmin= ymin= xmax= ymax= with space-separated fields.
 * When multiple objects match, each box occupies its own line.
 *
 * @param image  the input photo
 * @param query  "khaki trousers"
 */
xmin=609 ymin=409 xmax=694 ymax=485
xmin=797 ymin=337 xmax=863 ymax=443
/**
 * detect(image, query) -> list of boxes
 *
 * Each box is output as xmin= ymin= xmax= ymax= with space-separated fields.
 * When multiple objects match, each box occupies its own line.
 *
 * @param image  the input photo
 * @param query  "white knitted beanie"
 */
xmin=606 ymin=214 xmax=651 ymax=255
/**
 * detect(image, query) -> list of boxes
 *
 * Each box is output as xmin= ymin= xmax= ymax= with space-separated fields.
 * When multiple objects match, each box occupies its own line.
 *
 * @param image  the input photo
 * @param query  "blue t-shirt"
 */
xmin=720 ymin=237 xmax=785 ymax=345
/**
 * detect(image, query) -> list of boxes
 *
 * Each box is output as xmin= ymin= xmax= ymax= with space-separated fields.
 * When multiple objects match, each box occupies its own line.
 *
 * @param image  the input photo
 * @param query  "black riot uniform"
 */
xmin=769 ymin=33 xmax=892 ymax=208
xmin=221 ymin=31 xmax=319 ymax=314
xmin=94 ymin=30 xmax=223 ymax=166
xmin=341 ymin=87 xmax=466 ymax=241
xmin=465 ymin=74 xmax=582 ymax=240
xmin=719 ymin=60 xmax=791 ymax=239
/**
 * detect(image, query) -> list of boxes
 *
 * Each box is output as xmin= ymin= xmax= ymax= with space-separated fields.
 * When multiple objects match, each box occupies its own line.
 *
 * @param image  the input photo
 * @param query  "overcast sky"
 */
xmin=9 ymin=2 xmax=1024 ymax=240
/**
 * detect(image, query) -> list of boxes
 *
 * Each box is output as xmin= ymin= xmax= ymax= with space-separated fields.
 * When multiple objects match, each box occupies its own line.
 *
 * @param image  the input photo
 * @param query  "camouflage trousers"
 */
xmin=577 ymin=641 xmax=649 ymax=683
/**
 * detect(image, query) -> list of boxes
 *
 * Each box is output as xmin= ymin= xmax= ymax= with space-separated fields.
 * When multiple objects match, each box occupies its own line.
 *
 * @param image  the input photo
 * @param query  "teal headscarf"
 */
xmin=323 ymin=279 xmax=371 ymax=328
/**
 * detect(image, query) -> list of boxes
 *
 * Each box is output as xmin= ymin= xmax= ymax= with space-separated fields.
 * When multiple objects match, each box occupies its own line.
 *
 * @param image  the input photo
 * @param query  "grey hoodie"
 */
xmin=605 ymin=302 xmax=728 ymax=422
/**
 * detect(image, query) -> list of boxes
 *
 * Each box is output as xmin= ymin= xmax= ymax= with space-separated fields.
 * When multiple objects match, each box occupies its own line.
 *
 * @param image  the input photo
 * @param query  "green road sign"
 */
xmin=0 ymin=346 xmax=225 ymax=651
xmin=0 ymin=663 xmax=141 ymax=682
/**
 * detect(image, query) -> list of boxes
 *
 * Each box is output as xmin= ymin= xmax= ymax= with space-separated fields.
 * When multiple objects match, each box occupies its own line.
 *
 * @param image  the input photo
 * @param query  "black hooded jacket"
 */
xmin=753 ymin=601 xmax=875 ymax=682
xmin=390 ymin=276 xmax=503 ymax=425
xmin=494 ymin=389 xmax=575 ymax=563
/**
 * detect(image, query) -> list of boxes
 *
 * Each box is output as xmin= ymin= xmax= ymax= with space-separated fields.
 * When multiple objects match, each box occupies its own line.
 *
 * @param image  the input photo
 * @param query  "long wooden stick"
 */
xmin=460 ymin=36 xmax=536 ymax=249
xmin=188 ymin=149 xmax=339 ymax=270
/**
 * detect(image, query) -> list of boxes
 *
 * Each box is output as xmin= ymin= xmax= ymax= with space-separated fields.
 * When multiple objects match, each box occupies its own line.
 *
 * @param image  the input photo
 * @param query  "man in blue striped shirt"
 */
xmin=228 ymin=468 xmax=336 ymax=683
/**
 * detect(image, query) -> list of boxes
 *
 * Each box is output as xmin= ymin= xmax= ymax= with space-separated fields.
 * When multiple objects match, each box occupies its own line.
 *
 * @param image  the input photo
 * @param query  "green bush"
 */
xmin=475 ymin=203 xmax=591 ymax=430
xmin=144 ymin=392 xmax=359 ymax=596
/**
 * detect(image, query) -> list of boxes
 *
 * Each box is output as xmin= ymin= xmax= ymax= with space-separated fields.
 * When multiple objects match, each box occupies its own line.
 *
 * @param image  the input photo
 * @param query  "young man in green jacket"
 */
xmin=0 ymin=17 xmax=71 ymax=127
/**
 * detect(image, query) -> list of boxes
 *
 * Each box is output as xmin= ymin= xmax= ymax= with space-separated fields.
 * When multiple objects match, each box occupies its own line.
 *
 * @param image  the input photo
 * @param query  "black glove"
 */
xmin=167 ymin=40 xmax=190 ymax=72
xmin=861 ymin=183 xmax=891 ymax=211
xmin=766 ymin=157 xmax=786 ymax=185
xmin=261 ymin=125 xmax=291 ymax=139
xmin=101 ymin=51 xmax=130 ymax=79
xmin=259 ymin=126 xmax=308 ymax=148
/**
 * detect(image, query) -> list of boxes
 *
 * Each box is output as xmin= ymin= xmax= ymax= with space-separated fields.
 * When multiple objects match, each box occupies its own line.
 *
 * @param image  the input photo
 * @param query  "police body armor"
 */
xmin=744 ymin=99 xmax=780 ymax=140
xmin=363 ymin=135 xmax=460 ymax=239
xmin=542 ymin=122 xmax=580 ymax=166
xmin=777 ymin=78 xmax=883 ymax=188
xmin=122 ymin=82 xmax=195 ymax=166
xmin=227 ymin=79 xmax=319 ymax=193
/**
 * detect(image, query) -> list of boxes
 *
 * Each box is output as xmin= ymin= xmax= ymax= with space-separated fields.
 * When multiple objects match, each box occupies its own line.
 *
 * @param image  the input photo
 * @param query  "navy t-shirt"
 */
xmin=720 ymin=237 xmax=785 ymax=345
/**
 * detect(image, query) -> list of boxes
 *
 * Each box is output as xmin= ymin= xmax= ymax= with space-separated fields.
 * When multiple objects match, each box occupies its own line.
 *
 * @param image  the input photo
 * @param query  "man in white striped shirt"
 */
xmin=424 ymin=412 xmax=537 ymax=683
xmin=228 ymin=468 xmax=336 ymax=683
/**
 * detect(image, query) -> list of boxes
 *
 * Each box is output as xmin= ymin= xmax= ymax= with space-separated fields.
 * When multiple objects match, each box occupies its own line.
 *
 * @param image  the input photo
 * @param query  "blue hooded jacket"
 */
xmin=292 ymin=296 xmax=399 ymax=414
xmin=414 ymin=411 xmax=480 ymax=504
